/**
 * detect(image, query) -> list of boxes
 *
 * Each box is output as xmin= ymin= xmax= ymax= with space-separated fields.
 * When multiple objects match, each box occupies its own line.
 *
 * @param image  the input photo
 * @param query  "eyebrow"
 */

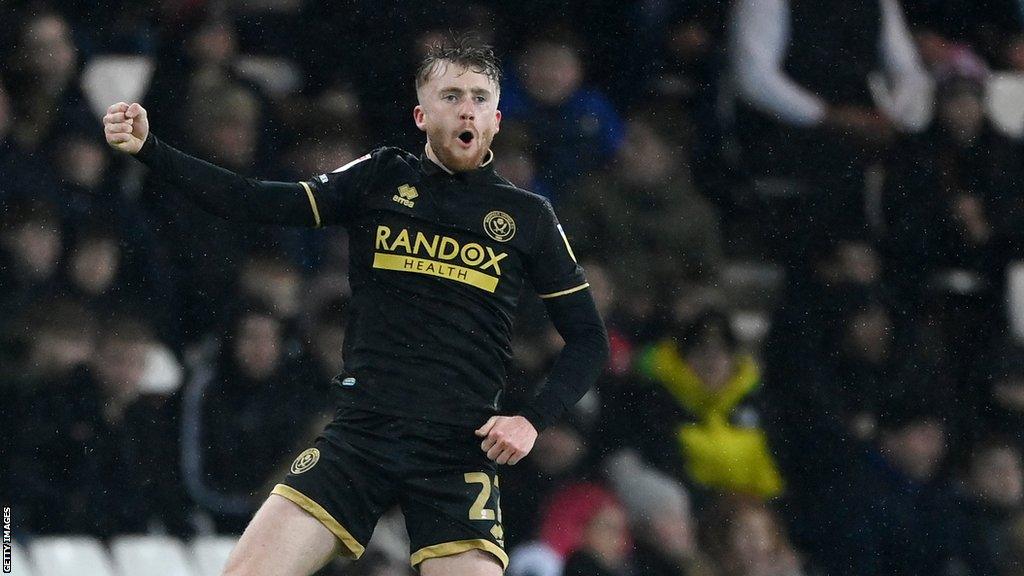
xmin=439 ymin=86 xmax=493 ymax=97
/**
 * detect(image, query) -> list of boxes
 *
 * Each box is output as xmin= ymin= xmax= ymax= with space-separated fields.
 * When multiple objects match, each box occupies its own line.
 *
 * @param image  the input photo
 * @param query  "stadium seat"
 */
xmin=506 ymin=542 xmax=562 ymax=576
xmin=80 ymin=55 xmax=155 ymax=120
xmin=1008 ymin=262 xmax=1024 ymax=344
xmin=29 ymin=536 xmax=116 ymax=576
xmin=10 ymin=541 xmax=34 ymax=576
xmin=109 ymin=535 xmax=195 ymax=576
xmin=233 ymin=56 xmax=302 ymax=97
xmin=189 ymin=536 xmax=237 ymax=576
xmin=987 ymin=72 xmax=1024 ymax=138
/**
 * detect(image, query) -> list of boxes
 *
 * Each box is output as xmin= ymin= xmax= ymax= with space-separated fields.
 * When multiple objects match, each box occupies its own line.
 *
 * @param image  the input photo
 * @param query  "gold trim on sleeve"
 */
xmin=271 ymin=484 xmax=364 ymax=558
xmin=299 ymin=181 xmax=322 ymax=229
xmin=410 ymin=539 xmax=509 ymax=570
xmin=537 ymin=282 xmax=590 ymax=299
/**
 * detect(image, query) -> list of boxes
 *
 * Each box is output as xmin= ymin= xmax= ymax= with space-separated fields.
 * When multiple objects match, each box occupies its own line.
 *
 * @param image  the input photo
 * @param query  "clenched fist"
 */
xmin=475 ymin=415 xmax=537 ymax=466
xmin=103 ymin=102 xmax=149 ymax=154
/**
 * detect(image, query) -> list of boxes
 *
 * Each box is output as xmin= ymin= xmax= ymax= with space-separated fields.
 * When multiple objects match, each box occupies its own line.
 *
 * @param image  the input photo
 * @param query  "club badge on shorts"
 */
xmin=291 ymin=448 xmax=321 ymax=474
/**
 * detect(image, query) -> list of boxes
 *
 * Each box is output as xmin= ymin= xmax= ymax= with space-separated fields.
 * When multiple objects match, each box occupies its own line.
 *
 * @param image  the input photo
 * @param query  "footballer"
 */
xmin=103 ymin=37 xmax=609 ymax=576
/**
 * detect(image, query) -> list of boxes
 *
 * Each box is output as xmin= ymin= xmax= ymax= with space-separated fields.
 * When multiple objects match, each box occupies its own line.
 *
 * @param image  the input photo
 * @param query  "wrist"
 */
xmin=134 ymin=133 xmax=155 ymax=160
xmin=518 ymin=407 xmax=549 ymax=432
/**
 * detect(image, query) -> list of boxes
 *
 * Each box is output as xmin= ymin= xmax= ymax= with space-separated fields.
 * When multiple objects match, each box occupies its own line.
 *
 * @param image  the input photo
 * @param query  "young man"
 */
xmin=103 ymin=38 xmax=609 ymax=576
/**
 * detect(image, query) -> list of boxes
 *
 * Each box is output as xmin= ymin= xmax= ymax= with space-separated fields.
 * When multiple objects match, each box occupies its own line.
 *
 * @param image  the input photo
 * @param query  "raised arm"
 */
xmin=103 ymin=102 xmax=322 ymax=227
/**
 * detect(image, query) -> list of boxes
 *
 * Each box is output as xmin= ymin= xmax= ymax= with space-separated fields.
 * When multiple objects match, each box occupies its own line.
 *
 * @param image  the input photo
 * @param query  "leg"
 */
xmin=221 ymin=494 xmax=342 ymax=576
xmin=419 ymin=549 xmax=504 ymax=576
xmin=402 ymin=421 xmax=508 ymax=574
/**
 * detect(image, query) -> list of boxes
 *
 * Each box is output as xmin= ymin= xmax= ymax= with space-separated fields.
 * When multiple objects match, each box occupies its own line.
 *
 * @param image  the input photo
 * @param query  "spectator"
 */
xmin=611 ymin=3 xmax=726 ymax=113
xmin=491 ymin=120 xmax=549 ymax=198
xmin=11 ymin=314 xmax=189 ymax=536
xmin=501 ymin=31 xmax=624 ymax=199
xmin=0 ymin=198 xmax=64 ymax=334
xmin=180 ymin=305 xmax=322 ymax=532
xmin=502 ymin=422 xmax=592 ymax=549
xmin=701 ymin=495 xmax=810 ymax=576
xmin=765 ymin=390 xmax=969 ymax=575
xmin=730 ymin=0 xmax=932 ymax=271
xmin=57 ymin=225 xmax=127 ymax=312
xmin=51 ymin=130 xmax=165 ymax=272
xmin=504 ymin=433 xmax=603 ymax=576
xmin=2 ymin=300 xmax=94 ymax=523
xmin=938 ymin=0 xmax=1024 ymax=70
xmin=884 ymin=72 xmax=1024 ymax=386
xmin=52 ymin=133 xmax=110 ymax=204
xmin=577 ymin=260 xmax=639 ymax=379
xmin=561 ymin=112 xmax=724 ymax=288
xmin=45 ymin=124 xmax=175 ymax=328
xmin=762 ymin=239 xmax=891 ymax=444
xmin=793 ymin=288 xmax=899 ymax=442
xmin=3 ymin=10 xmax=97 ymax=155
xmin=611 ymin=3 xmax=733 ymax=200
xmin=958 ymin=437 xmax=1024 ymax=574
xmin=603 ymin=307 xmax=783 ymax=499
xmin=540 ymin=483 xmax=632 ymax=576
xmin=144 ymin=8 xmax=279 ymax=152
xmin=58 ymin=0 xmax=157 ymax=54
xmin=605 ymin=450 xmax=718 ymax=576
xmin=884 ymin=71 xmax=1023 ymax=278
xmin=237 ymin=249 xmax=305 ymax=324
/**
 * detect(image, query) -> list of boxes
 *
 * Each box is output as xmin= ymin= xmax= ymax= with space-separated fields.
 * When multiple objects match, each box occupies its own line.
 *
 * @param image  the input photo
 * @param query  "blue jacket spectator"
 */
xmin=500 ymin=33 xmax=624 ymax=202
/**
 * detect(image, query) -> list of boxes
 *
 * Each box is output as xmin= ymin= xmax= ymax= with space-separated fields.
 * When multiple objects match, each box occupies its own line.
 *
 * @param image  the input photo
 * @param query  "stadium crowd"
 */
xmin=5 ymin=0 xmax=1024 ymax=575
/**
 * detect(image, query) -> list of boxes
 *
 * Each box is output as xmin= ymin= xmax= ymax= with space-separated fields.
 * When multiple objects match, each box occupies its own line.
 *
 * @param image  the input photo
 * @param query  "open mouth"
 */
xmin=458 ymin=131 xmax=474 ymax=144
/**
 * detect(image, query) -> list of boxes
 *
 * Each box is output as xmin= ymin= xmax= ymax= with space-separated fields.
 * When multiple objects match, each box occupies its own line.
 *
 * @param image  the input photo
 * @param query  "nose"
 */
xmin=459 ymin=100 xmax=475 ymax=121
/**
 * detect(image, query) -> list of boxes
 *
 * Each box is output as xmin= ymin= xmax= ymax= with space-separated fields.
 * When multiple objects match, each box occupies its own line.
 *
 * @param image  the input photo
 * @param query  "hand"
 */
xmin=103 ymin=101 xmax=149 ymax=154
xmin=475 ymin=415 xmax=537 ymax=465
xmin=824 ymin=105 xmax=894 ymax=145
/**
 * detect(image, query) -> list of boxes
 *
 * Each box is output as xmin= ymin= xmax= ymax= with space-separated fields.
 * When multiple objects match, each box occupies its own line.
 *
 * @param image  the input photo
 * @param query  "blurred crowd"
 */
xmin=5 ymin=0 xmax=1024 ymax=575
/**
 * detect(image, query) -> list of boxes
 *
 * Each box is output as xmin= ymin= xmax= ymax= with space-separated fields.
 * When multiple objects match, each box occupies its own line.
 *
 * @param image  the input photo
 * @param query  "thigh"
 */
xmin=273 ymin=413 xmax=400 ymax=559
xmin=221 ymin=493 xmax=340 ymax=576
xmin=400 ymin=423 xmax=507 ymax=571
xmin=419 ymin=549 xmax=504 ymax=576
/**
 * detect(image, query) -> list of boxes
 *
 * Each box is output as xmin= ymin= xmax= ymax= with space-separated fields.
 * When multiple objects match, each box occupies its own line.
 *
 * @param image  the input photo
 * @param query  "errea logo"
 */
xmin=393 ymin=184 xmax=418 ymax=208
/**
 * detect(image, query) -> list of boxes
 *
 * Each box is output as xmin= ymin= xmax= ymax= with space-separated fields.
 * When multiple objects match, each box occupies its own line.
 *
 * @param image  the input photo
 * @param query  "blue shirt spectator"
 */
xmin=500 ymin=35 xmax=624 ymax=202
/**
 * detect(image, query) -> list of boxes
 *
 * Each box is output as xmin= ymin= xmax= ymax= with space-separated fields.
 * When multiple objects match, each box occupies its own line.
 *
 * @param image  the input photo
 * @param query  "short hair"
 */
xmin=415 ymin=34 xmax=502 ymax=95
xmin=673 ymin=308 xmax=738 ymax=355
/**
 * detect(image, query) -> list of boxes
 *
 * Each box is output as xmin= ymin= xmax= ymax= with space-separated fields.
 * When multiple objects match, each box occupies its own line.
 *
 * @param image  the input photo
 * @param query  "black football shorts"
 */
xmin=272 ymin=407 xmax=507 ymax=570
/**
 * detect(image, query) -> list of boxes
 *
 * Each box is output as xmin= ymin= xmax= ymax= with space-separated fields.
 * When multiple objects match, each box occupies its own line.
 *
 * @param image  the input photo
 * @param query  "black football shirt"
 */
xmin=302 ymin=147 xmax=589 ymax=427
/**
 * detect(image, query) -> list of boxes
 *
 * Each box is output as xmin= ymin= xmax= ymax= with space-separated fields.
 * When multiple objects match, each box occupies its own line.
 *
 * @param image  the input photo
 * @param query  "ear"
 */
xmin=494 ymin=109 xmax=501 ymax=133
xmin=413 ymin=105 xmax=426 ymax=132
